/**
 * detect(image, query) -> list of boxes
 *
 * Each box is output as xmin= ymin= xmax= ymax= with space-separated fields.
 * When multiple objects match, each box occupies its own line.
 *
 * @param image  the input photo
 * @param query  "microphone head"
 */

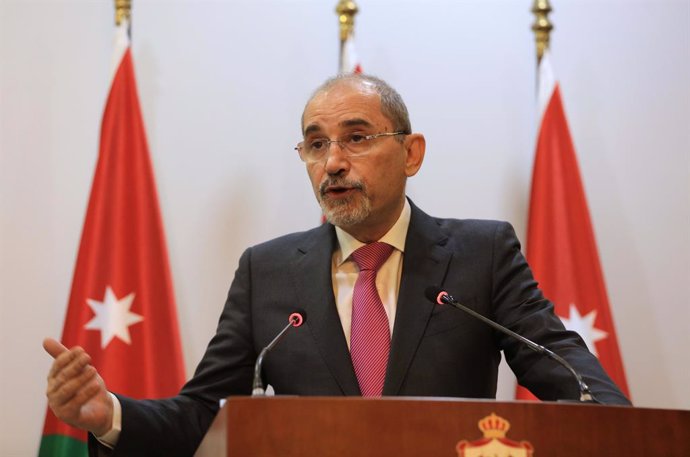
xmin=424 ymin=286 xmax=448 ymax=305
xmin=288 ymin=311 xmax=306 ymax=327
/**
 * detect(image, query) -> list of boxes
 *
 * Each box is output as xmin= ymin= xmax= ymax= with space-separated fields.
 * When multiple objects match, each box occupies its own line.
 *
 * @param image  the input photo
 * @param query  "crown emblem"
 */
xmin=478 ymin=412 xmax=511 ymax=439
xmin=456 ymin=413 xmax=533 ymax=457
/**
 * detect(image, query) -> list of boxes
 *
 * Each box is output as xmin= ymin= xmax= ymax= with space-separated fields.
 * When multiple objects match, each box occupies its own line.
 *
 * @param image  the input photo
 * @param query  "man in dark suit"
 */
xmin=44 ymin=74 xmax=630 ymax=456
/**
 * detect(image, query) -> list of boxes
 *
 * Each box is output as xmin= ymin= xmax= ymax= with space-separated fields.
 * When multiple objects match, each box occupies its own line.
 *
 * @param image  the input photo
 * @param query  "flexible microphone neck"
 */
xmin=252 ymin=312 xmax=305 ymax=396
xmin=424 ymin=286 xmax=597 ymax=403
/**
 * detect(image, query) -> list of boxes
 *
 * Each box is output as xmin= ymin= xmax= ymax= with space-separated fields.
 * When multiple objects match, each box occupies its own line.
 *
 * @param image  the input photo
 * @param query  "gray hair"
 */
xmin=302 ymin=74 xmax=412 ymax=135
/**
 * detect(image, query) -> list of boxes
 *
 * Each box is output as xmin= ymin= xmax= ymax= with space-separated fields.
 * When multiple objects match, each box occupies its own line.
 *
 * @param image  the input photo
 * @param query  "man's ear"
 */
xmin=404 ymin=133 xmax=426 ymax=177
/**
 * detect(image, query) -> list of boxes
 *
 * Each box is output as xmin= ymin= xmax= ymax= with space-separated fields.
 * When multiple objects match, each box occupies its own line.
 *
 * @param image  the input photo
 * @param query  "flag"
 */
xmin=516 ymin=51 xmax=629 ymax=400
xmin=339 ymin=33 xmax=362 ymax=74
xmin=39 ymin=20 xmax=185 ymax=456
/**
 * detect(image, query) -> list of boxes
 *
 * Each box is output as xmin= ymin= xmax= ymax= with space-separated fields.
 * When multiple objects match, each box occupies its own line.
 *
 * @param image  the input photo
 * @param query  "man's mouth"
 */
xmin=324 ymin=185 xmax=355 ymax=196
xmin=320 ymin=180 xmax=363 ymax=199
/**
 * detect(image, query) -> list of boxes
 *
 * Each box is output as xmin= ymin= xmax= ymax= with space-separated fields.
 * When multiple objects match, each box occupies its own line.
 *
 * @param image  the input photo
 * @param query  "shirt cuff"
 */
xmin=95 ymin=392 xmax=121 ymax=449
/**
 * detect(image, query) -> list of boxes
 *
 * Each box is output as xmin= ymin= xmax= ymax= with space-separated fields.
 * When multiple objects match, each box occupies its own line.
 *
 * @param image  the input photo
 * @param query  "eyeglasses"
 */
xmin=295 ymin=132 xmax=407 ymax=163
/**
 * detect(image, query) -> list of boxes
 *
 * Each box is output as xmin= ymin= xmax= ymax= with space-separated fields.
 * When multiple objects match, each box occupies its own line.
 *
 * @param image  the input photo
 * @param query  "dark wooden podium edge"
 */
xmin=194 ymin=396 xmax=690 ymax=456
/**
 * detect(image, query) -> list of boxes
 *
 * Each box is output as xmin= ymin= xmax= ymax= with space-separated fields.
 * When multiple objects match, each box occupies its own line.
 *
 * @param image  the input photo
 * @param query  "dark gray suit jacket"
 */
xmin=97 ymin=201 xmax=629 ymax=456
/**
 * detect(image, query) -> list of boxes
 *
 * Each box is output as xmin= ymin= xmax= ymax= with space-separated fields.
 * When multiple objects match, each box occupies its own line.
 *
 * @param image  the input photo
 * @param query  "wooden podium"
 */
xmin=194 ymin=397 xmax=690 ymax=456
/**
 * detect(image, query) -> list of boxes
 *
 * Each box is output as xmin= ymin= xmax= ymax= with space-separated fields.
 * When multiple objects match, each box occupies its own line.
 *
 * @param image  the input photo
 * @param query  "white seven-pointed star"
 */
xmin=84 ymin=286 xmax=144 ymax=348
xmin=560 ymin=304 xmax=608 ymax=356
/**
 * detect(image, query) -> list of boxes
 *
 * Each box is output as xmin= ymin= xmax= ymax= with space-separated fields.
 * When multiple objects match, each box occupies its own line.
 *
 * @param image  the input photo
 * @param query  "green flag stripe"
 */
xmin=38 ymin=434 xmax=87 ymax=457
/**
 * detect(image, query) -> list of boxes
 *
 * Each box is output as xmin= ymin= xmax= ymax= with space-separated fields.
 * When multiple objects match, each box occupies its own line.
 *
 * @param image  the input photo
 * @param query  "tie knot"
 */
xmin=351 ymin=242 xmax=394 ymax=272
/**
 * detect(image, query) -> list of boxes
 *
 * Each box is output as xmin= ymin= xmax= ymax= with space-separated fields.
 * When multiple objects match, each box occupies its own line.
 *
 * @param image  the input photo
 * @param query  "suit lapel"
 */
xmin=384 ymin=201 xmax=453 ymax=395
xmin=290 ymin=224 xmax=361 ymax=395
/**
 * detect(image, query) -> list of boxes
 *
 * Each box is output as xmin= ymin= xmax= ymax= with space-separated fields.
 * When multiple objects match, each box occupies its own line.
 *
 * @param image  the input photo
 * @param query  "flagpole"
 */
xmin=531 ymin=0 xmax=553 ymax=64
xmin=336 ymin=0 xmax=359 ymax=72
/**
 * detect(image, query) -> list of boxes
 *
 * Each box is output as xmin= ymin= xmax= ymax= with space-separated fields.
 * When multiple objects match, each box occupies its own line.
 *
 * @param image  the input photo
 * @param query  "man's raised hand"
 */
xmin=43 ymin=338 xmax=114 ymax=437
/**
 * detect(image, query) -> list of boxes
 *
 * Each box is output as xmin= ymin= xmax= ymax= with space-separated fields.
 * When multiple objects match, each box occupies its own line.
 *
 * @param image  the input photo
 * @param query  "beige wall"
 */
xmin=1 ymin=0 xmax=688 ymax=454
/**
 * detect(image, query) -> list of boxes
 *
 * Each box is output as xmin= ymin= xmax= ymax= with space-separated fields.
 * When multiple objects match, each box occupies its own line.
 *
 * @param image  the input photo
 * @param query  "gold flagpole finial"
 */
xmin=531 ymin=0 xmax=553 ymax=63
xmin=114 ymin=0 xmax=132 ymax=26
xmin=336 ymin=0 xmax=359 ymax=43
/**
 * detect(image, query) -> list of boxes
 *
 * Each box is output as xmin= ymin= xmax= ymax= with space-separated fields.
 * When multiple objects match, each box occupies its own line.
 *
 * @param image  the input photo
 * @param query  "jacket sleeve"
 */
xmin=102 ymin=248 xmax=257 ymax=457
xmin=489 ymin=221 xmax=630 ymax=405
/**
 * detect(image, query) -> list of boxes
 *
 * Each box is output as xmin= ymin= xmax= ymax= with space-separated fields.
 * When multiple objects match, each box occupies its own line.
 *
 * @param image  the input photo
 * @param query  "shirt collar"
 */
xmin=334 ymin=198 xmax=411 ymax=266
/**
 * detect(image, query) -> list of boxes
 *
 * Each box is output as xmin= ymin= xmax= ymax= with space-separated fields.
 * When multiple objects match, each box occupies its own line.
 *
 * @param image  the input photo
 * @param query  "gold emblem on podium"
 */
xmin=456 ymin=412 xmax=534 ymax=457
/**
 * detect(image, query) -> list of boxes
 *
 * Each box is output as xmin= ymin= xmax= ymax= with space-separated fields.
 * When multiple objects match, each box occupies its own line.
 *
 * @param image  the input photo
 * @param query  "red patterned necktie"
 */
xmin=350 ymin=242 xmax=395 ymax=397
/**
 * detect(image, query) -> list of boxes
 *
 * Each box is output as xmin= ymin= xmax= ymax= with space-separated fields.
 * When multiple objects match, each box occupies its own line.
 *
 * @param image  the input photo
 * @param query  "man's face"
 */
xmin=301 ymin=81 xmax=424 ymax=241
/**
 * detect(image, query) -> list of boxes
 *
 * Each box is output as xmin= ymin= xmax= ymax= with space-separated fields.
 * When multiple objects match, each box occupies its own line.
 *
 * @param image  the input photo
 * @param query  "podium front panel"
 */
xmin=195 ymin=397 xmax=690 ymax=456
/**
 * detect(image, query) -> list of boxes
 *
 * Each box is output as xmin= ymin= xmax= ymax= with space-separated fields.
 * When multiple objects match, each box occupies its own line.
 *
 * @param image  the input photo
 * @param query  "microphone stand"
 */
xmin=252 ymin=314 xmax=303 ymax=396
xmin=431 ymin=289 xmax=598 ymax=403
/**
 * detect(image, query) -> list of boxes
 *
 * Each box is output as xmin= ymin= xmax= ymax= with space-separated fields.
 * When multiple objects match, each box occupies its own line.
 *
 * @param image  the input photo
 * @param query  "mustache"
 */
xmin=319 ymin=178 xmax=365 ymax=196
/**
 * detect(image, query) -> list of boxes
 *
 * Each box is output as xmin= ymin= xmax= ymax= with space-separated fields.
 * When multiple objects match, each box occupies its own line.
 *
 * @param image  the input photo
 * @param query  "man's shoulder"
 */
xmin=408 ymin=203 xmax=522 ymax=254
xmin=248 ymin=223 xmax=333 ymax=256
xmin=413 ymin=204 xmax=514 ymax=237
xmin=434 ymin=216 xmax=511 ymax=232
xmin=410 ymin=200 xmax=511 ymax=229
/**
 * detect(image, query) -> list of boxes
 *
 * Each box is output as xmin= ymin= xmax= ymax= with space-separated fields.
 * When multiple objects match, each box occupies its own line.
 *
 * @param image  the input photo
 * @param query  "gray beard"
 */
xmin=319 ymin=190 xmax=372 ymax=228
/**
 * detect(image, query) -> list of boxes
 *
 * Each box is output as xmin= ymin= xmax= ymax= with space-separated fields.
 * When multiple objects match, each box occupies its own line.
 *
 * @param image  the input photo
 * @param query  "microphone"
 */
xmin=251 ymin=311 xmax=306 ymax=396
xmin=424 ymin=286 xmax=597 ymax=403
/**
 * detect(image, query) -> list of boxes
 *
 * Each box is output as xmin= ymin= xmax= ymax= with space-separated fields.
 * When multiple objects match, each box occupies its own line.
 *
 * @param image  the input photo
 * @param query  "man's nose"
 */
xmin=323 ymin=141 xmax=350 ymax=175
